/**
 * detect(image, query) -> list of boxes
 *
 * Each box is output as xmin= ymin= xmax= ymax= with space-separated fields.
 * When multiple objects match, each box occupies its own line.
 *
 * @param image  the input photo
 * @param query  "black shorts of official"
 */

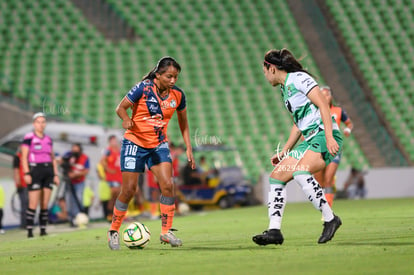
xmin=28 ymin=163 xmax=54 ymax=191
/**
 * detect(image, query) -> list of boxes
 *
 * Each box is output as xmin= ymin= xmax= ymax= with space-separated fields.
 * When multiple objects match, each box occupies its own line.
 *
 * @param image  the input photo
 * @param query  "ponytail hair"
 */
xmin=142 ymin=56 xmax=181 ymax=81
xmin=264 ymin=48 xmax=313 ymax=76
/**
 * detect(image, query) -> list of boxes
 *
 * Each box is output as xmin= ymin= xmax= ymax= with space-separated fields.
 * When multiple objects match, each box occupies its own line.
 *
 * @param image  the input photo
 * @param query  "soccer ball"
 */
xmin=122 ymin=222 xmax=151 ymax=249
xmin=74 ymin=213 xmax=89 ymax=227
xmin=178 ymin=202 xmax=190 ymax=215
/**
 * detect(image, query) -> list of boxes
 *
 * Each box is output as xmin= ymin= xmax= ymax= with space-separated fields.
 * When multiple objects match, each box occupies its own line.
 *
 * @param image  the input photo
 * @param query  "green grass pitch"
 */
xmin=1 ymin=198 xmax=413 ymax=274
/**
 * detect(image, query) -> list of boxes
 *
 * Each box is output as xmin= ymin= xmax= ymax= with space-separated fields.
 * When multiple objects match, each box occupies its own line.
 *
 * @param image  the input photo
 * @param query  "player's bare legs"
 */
xmin=108 ymin=172 xmax=140 ymax=250
xmin=151 ymin=162 xmax=182 ymax=247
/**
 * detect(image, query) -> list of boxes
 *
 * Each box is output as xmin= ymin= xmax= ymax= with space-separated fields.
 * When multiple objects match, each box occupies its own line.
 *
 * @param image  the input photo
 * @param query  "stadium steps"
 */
xmin=70 ymin=0 xmax=139 ymax=41
xmin=107 ymin=0 xmax=371 ymax=175
xmin=0 ymin=0 xmax=372 ymax=177
xmin=287 ymin=0 xmax=384 ymax=167
xmin=319 ymin=0 xmax=413 ymax=165
xmin=286 ymin=0 xmax=409 ymax=167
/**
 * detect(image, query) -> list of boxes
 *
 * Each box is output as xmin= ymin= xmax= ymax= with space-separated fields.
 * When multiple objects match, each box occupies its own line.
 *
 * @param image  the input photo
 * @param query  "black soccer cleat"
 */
xmin=318 ymin=215 xmax=342 ymax=244
xmin=253 ymin=229 xmax=284 ymax=246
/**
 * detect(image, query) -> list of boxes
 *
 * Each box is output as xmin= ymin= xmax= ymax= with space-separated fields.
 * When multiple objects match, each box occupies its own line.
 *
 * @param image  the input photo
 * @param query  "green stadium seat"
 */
xmin=328 ymin=0 xmax=414 ymax=162
xmin=0 ymin=0 xmax=377 ymax=176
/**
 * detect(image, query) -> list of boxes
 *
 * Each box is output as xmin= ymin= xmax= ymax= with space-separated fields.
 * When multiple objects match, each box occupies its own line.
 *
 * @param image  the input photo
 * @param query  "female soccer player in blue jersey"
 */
xmin=107 ymin=57 xmax=195 ymax=250
xmin=253 ymin=49 xmax=343 ymax=245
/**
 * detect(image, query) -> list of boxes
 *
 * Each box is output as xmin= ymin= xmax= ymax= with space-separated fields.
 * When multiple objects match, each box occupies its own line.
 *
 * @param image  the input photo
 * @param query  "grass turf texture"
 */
xmin=1 ymin=198 xmax=413 ymax=275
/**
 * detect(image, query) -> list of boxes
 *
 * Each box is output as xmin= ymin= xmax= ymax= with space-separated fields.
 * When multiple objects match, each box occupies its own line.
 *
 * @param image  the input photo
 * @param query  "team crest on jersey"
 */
xmin=170 ymin=99 xmax=176 ymax=108
xmin=287 ymin=86 xmax=292 ymax=97
xmin=161 ymin=101 xmax=170 ymax=109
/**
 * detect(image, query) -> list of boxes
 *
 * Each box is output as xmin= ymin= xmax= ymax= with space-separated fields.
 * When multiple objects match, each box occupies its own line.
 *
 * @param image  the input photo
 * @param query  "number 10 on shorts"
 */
xmin=124 ymin=144 xmax=138 ymax=156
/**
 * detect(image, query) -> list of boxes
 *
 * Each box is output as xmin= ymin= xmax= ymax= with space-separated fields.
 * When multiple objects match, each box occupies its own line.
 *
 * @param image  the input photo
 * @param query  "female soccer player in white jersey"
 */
xmin=252 ymin=49 xmax=343 ymax=245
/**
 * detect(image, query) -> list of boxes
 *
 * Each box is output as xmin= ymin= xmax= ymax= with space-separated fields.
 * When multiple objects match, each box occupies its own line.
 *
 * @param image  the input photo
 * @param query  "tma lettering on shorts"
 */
xmin=124 ymin=144 xmax=138 ymax=156
xmin=124 ymin=157 xmax=136 ymax=169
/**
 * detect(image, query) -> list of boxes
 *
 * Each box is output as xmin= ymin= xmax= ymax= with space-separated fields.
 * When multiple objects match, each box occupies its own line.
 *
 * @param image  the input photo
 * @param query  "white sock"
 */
xmin=268 ymin=178 xmax=287 ymax=230
xmin=293 ymin=171 xmax=334 ymax=222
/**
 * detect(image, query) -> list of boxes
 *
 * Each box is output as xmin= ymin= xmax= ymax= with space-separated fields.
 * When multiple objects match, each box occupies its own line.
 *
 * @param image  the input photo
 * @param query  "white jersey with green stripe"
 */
xmin=280 ymin=72 xmax=339 ymax=140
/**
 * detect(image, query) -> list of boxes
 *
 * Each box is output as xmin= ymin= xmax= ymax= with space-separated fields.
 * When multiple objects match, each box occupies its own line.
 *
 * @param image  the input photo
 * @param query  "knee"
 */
xmin=120 ymin=185 xmax=137 ymax=201
xmin=159 ymin=178 xmax=174 ymax=196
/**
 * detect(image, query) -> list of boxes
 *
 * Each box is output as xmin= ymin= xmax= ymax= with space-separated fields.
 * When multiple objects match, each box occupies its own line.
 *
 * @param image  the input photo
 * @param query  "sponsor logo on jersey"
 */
xmin=34 ymin=144 xmax=42 ymax=150
xmin=148 ymin=104 xmax=159 ymax=112
xmin=31 ymin=183 xmax=41 ymax=189
xmin=143 ymin=114 xmax=167 ymax=127
xmin=147 ymin=97 xmax=158 ymax=103
xmin=124 ymin=157 xmax=136 ymax=169
xmin=132 ymin=84 xmax=139 ymax=91
xmin=306 ymin=80 xmax=314 ymax=88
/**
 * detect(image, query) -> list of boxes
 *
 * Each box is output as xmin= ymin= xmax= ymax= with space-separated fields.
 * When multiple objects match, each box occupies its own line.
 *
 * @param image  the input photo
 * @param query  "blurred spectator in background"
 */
xmin=97 ymin=163 xmax=111 ymax=221
xmin=13 ymin=148 xmax=28 ymax=228
xmin=198 ymin=155 xmax=220 ymax=187
xmin=48 ymin=197 xmax=68 ymax=224
xmin=83 ymin=183 xmax=95 ymax=217
xmin=0 ymin=184 xmax=4 ymax=234
xmin=181 ymin=162 xmax=204 ymax=186
xmin=170 ymin=143 xmax=185 ymax=182
xmin=63 ymin=143 xmax=89 ymax=226
xmin=199 ymin=156 xmax=210 ymax=173
xmin=100 ymin=135 xmax=122 ymax=221
xmin=343 ymin=167 xmax=366 ymax=199
xmin=170 ymin=143 xmax=185 ymax=210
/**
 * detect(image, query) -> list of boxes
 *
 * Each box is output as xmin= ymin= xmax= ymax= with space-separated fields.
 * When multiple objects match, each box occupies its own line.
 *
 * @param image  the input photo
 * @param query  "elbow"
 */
xmin=115 ymin=105 xmax=121 ymax=115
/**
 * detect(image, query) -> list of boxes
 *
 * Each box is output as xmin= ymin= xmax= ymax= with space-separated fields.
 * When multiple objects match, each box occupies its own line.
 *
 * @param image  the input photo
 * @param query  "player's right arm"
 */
xmin=271 ymin=124 xmax=302 ymax=166
xmin=20 ymin=144 xmax=31 ymax=185
xmin=116 ymin=98 xmax=134 ymax=130
xmin=116 ymin=83 xmax=144 ymax=130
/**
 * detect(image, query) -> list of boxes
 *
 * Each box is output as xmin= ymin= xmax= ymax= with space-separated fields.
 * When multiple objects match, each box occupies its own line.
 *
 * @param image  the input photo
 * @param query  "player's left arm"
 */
xmin=307 ymin=86 xmax=339 ymax=156
xmin=177 ymin=109 xmax=195 ymax=169
xmin=341 ymin=109 xmax=354 ymax=137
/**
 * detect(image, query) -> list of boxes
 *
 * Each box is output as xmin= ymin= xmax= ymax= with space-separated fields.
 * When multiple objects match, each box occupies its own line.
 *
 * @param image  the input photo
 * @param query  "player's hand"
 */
xmin=343 ymin=127 xmax=351 ymax=137
xmin=186 ymin=149 xmax=196 ymax=169
xmin=54 ymin=175 xmax=60 ymax=186
xmin=122 ymin=119 xmax=134 ymax=130
xmin=24 ymin=174 xmax=32 ymax=185
xmin=326 ymin=136 xmax=339 ymax=156
xmin=271 ymin=152 xmax=284 ymax=166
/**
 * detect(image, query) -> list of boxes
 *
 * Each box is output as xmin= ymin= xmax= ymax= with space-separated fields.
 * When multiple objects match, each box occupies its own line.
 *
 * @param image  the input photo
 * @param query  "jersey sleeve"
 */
xmin=341 ymin=109 xmax=349 ymax=122
xmin=126 ymin=82 xmax=144 ymax=104
xmin=177 ymin=91 xmax=186 ymax=111
xmin=104 ymin=149 xmax=111 ymax=157
xmin=21 ymin=134 xmax=32 ymax=147
xmin=13 ymin=155 xmax=20 ymax=169
xmin=295 ymin=73 xmax=318 ymax=96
